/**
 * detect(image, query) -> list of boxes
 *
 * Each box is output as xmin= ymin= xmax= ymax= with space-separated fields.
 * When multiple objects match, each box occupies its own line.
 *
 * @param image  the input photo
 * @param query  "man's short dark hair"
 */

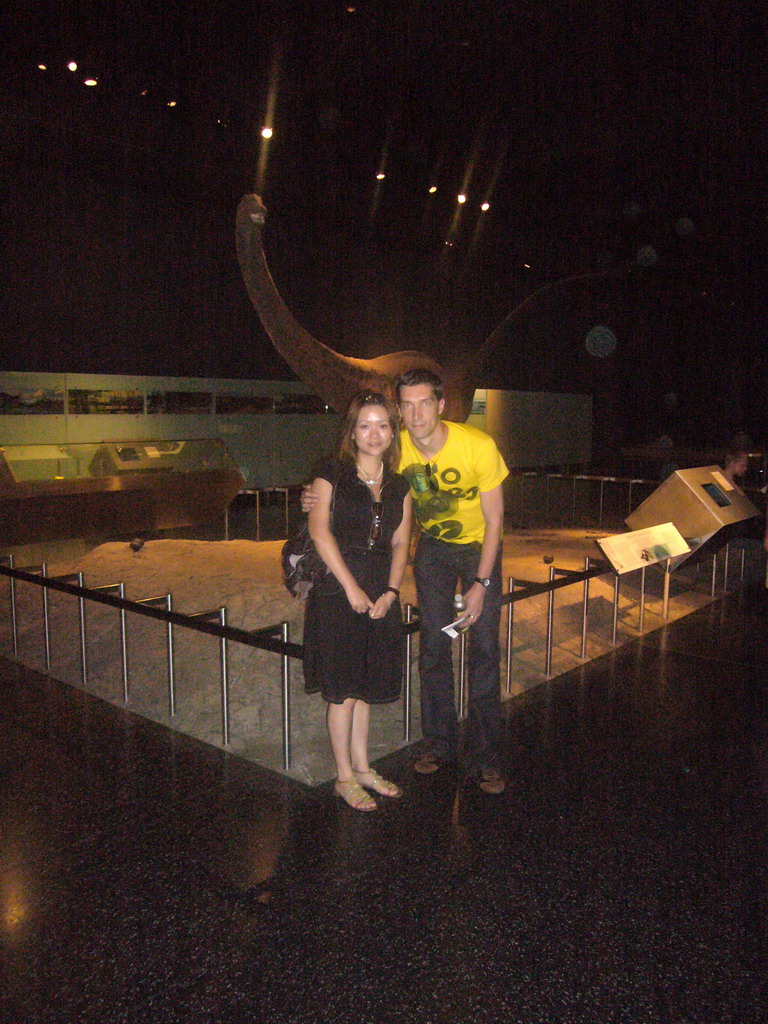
xmin=394 ymin=367 xmax=444 ymax=403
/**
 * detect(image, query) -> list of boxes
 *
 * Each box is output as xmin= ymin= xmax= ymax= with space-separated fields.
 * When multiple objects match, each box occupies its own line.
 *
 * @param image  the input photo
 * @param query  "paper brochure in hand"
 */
xmin=442 ymin=615 xmax=472 ymax=638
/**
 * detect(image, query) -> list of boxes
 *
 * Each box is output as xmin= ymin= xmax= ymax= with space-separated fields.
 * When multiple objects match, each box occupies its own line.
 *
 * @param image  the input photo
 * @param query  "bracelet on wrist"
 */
xmin=386 ymin=586 xmax=400 ymax=597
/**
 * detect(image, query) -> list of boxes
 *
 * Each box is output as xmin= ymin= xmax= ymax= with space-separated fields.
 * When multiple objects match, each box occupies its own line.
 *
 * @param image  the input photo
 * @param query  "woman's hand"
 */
xmin=346 ymin=583 xmax=374 ymax=614
xmin=301 ymin=485 xmax=319 ymax=514
xmin=369 ymin=592 xmax=396 ymax=619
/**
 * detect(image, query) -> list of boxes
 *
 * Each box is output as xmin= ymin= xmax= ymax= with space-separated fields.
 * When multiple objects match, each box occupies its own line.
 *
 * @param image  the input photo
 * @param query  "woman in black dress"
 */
xmin=305 ymin=391 xmax=412 ymax=810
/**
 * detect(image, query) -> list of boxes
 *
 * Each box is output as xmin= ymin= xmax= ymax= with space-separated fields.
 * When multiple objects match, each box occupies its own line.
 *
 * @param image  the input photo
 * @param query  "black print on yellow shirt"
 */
xmin=402 ymin=463 xmax=479 ymax=541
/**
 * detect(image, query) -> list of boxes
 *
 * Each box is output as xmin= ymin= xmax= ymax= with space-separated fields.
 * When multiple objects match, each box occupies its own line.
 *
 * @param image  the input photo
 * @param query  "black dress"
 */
xmin=303 ymin=459 xmax=410 ymax=704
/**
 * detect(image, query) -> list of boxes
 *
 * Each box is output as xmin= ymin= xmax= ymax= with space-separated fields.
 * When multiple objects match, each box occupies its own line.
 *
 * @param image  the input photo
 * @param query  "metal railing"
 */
xmin=0 ymin=542 xmax=742 ymax=772
xmin=0 ymin=556 xmax=298 ymax=766
xmin=511 ymin=471 xmax=658 ymax=527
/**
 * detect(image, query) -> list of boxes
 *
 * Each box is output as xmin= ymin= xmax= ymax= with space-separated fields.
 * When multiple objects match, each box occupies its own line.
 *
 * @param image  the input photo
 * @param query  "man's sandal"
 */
xmin=334 ymin=778 xmax=377 ymax=811
xmin=353 ymin=769 xmax=403 ymax=798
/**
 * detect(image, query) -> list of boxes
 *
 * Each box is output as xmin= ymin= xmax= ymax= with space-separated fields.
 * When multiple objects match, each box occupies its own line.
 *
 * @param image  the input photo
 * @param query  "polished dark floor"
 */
xmin=2 ymin=591 xmax=768 ymax=1024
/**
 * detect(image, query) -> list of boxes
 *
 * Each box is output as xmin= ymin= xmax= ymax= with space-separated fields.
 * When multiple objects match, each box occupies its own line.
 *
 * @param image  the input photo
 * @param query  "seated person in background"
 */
xmin=721 ymin=439 xmax=750 ymax=493
xmin=656 ymin=436 xmax=678 ymax=483
xmin=720 ymin=436 xmax=765 ymax=586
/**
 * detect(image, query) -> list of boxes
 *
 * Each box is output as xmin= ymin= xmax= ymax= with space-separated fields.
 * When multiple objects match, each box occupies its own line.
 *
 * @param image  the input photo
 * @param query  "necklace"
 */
xmin=356 ymin=461 xmax=383 ymax=486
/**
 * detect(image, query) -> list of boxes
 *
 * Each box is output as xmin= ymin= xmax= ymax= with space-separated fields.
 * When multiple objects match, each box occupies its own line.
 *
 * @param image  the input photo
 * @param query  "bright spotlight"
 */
xmin=428 ymin=186 xmax=437 ymax=194
xmin=376 ymin=172 xmax=386 ymax=180
xmin=84 ymin=78 xmax=98 ymax=87
xmin=457 ymin=194 xmax=466 ymax=204
xmin=67 ymin=61 xmax=78 ymax=72
xmin=38 ymin=64 xmax=47 ymax=71
xmin=481 ymin=202 xmax=490 ymax=212
xmin=261 ymin=127 xmax=273 ymax=139
xmin=167 ymin=100 xmax=177 ymax=107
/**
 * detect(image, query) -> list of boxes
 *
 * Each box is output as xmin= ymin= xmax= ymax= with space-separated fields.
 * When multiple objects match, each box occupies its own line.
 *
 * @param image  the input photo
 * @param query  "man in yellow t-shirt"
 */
xmin=396 ymin=368 xmax=508 ymax=794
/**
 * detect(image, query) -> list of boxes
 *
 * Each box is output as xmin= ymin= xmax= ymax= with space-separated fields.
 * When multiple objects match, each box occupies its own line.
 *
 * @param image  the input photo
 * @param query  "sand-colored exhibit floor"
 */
xmin=1 ymin=529 xmax=732 ymax=783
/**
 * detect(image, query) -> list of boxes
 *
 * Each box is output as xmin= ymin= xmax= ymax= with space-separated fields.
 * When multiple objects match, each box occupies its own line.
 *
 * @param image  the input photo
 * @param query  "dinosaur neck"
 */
xmin=236 ymin=194 xmax=474 ymax=421
xmin=236 ymin=197 xmax=369 ymax=410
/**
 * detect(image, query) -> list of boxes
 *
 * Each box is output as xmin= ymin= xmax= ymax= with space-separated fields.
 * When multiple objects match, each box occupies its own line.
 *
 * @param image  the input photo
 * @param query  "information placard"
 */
xmin=596 ymin=522 xmax=690 ymax=575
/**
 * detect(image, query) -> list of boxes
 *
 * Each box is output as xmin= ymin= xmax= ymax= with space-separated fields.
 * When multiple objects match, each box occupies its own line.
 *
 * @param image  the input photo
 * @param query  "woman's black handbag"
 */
xmin=281 ymin=478 xmax=337 ymax=600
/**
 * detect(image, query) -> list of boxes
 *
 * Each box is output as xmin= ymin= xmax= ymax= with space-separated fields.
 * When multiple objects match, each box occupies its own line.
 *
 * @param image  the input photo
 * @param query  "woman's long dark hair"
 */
xmin=338 ymin=391 xmax=401 ymax=473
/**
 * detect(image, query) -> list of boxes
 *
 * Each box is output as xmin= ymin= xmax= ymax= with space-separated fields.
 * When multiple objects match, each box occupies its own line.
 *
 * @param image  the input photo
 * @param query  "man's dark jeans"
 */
xmin=413 ymin=533 xmax=503 ymax=772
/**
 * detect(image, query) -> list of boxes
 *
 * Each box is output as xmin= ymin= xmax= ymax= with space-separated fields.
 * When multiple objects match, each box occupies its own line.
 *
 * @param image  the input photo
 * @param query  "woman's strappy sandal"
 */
xmin=334 ymin=778 xmax=377 ymax=811
xmin=353 ymin=769 xmax=403 ymax=798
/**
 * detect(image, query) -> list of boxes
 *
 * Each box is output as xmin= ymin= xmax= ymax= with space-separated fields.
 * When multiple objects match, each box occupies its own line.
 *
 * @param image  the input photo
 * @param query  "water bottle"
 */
xmin=454 ymin=593 xmax=470 ymax=632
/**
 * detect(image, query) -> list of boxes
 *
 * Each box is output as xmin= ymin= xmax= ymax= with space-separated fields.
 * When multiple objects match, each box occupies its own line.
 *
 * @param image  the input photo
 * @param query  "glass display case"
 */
xmin=0 ymin=440 xmax=244 ymax=546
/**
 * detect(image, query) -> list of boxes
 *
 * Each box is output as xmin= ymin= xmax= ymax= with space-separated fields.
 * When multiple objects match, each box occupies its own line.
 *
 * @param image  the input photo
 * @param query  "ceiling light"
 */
xmin=167 ymin=100 xmax=177 ymax=107
xmin=481 ymin=202 xmax=490 ymax=212
xmin=457 ymin=194 xmax=466 ymax=204
xmin=376 ymin=172 xmax=386 ymax=180
xmin=84 ymin=78 xmax=97 ymax=87
xmin=428 ymin=186 xmax=437 ymax=194
xmin=261 ymin=127 xmax=273 ymax=139
xmin=68 ymin=61 xmax=77 ymax=72
xmin=38 ymin=64 xmax=47 ymax=71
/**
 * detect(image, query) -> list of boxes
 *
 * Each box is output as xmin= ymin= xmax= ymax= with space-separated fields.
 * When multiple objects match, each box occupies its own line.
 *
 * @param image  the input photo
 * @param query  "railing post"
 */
xmin=92 ymin=583 xmax=129 ymax=703
xmin=723 ymin=543 xmax=730 ymax=591
xmin=580 ymin=557 xmax=590 ymax=659
xmin=41 ymin=563 xmax=51 ymax=670
xmin=711 ymin=551 xmax=717 ymax=597
xmin=281 ymin=621 xmax=291 ymax=769
xmin=545 ymin=565 xmax=555 ymax=677
xmin=188 ymin=606 xmax=229 ymax=744
xmin=220 ymin=607 xmax=229 ymax=745
xmin=135 ymin=594 xmax=175 ymax=714
xmin=458 ymin=629 xmax=468 ymax=719
xmin=165 ymin=595 xmax=175 ymax=713
xmin=47 ymin=572 xmax=84 ymax=681
xmin=15 ymin=562 xmax=49 ymax=666
xmin=639 ymin=565 xmax=646 ymax=632
xmin=505 ymin=577 xmax=514 ymax=694
xmin=403 ymin=605 xmax=413 ymax=741
xmin=662 ymin=558 xmax=672 ymax=619
xmin=118 ymin=583 xmax=128 ymax=701
xmin=1 ymin=554 xmax=19 ymax=657
xmin=611 ymin=572 xmax=620 ymax=646
xmin=77 ymin=572 xmax=87 ymax=686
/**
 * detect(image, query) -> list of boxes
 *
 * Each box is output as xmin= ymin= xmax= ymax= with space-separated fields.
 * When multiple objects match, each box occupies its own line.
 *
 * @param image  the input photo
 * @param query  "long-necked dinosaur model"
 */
xmin=236 ymin=194 xmax=475 ymax=420
xmin=236 ymin=193 xmax=631 ymax=421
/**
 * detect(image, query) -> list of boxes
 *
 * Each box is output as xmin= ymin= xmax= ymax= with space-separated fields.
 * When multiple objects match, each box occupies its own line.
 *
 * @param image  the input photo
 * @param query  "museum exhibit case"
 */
xmin=0 ymin=439 xmax=245 ymax=545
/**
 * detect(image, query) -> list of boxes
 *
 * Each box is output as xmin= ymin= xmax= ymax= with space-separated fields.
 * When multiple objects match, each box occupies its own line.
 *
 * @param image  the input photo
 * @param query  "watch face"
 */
xmin=476 ymin=577 xmax=491 ymax=588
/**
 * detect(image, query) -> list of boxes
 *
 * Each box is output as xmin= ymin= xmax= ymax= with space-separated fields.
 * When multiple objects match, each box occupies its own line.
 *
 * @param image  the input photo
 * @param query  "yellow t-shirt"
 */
xmin=399 ymin=421 xmax=508 ymax=544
